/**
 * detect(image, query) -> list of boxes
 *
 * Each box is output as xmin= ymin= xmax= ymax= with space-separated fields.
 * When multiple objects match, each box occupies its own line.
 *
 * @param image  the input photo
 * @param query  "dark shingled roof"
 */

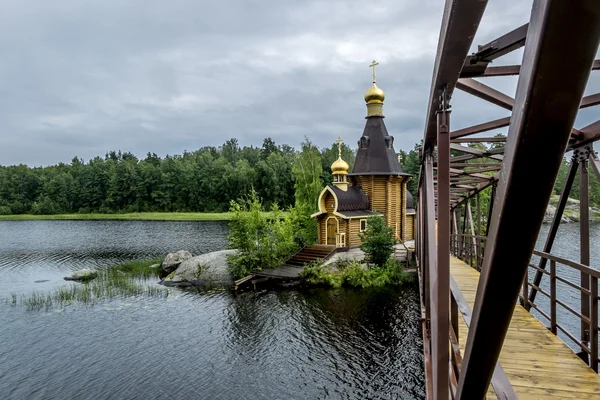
xmin=406 ymin=190 xmax=414 ymax=209
xmin=336 ymin=210 xmax=380 ymax=218
xmin=349 ymin=116 xmax=411 ymax=176
xmin=330 ymin=185 xmax=369 ymax=211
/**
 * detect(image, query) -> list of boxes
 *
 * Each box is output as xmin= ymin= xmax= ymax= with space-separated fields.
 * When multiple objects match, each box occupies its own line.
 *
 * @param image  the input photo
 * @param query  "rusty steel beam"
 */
xmin=451 ymin=137 xmax=507 ymax=143
xmin=451 ymin=153 xmax=504 ymax=163
xmin=423 ymin=0 xmax=489 ymax=150
xmin=580 ymin=92 xmax=600 ymax=109
xmin=478 ymin=65 xmax=521 ymax=77
xmin=450 ymin=162 xmax=502 ymax=168
xmin=591 ymin=149 xmax=600 ymax=181
xmin=476 ymin=23 xmax=529 ymax=62
xmin=579 ymin=150 xmax=591 ymax=351
xmin=456 ymin=78 xmax=515 ymax=110
xmin=468 ymin=58 xmax=600 ymax=78
xmin=570 ymin=119 xmax=600 ymax=149
xmin=460 ymin=24 xmax=528 ymax=78
xmin=529 ymin=160 xmax=578 ymax=304
xmin=435 ymin=97 xmax=451 ymax=400
xmin=451 ymin=117 xmax=511 ymax=139
xmin=456 ymin=1 xmax=600 ymax=397
xmin=461 ymin=166 xmax=502 ymax=174
xmin=424 ymin=152 xmax=447 ymax=398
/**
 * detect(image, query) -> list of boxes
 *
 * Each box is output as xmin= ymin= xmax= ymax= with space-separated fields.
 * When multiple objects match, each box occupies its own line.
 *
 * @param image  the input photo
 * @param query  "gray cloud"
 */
xmin=3 ymin=0 xmax=594 ymax=167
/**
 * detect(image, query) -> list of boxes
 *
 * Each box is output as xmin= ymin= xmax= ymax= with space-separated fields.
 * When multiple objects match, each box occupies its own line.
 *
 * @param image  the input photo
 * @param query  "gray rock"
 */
xmin=161 ymin=249 xmax=237 ymax=289
xmin=160 ymin=250 xmax=193 ymax=275
xmin=64 ymin=269 xmax=98 ymax=281
xmin=544 ymin=205 xmax=571 ymax=224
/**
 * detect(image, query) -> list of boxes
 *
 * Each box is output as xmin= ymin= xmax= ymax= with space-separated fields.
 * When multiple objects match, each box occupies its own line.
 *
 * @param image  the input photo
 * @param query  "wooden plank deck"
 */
xmin=451 ymin=256 xmax=600 ymax=399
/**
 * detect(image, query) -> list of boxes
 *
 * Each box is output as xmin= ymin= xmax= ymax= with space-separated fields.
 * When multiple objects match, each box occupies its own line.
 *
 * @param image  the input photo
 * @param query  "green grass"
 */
xmin=0 ymin=211 xmax=286 ymax=221
xmin=6 ymin=258 xmax=168 ymax=311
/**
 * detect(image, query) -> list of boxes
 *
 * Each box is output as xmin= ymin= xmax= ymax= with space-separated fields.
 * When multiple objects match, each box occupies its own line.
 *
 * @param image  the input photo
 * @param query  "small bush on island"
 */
xmin=358 ymin=214 xmax=397 ymax=267
xmin=299 ymin=259 xmax=410 ymax=289
xmin=227 ymin=189 xmax=311 ymax=279
xmin=300 ymin=215 xmax=408 ymax=288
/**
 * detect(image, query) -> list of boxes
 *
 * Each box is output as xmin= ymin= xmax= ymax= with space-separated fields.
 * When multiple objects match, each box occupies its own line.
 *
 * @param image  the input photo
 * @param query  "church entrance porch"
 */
xmin=326 ymin=217 xmax=338 ymax=246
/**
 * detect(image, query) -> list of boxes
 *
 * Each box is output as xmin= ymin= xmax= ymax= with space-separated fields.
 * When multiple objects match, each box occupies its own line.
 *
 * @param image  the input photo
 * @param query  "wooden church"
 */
xmin=311 ymin=62 xmax=416 ymax=247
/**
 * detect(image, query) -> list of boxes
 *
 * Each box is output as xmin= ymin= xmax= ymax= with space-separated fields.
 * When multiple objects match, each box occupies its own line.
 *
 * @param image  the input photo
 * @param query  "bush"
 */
xmin=0 ymin=205 xmax=12 ymax=215
xmin=298 ymin=260 xmax=337 ymax=286
xmin=358 ymin=214 xmax=397 ymax=267
xmin=299 ymin=259 xmax=410 ymax=289
xmin=226 ymin=189 xmax=300 ymax=279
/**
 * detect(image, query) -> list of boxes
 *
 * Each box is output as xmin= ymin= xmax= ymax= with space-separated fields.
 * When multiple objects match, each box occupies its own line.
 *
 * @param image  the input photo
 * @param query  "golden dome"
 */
xmin=364 ymin=83 xmax=385 ymax=104
xmin=331 ymin=156 xmax=349 ymax=175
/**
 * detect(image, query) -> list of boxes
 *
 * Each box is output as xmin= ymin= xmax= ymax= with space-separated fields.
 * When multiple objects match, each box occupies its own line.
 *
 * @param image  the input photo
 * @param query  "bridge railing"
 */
xmin=451 ymin=232 xmax=600 ymax=373
xmin=450 ymin=234 xmax=486 ymax=271
xmin=522 ymin=250 xmax=599 ymax=373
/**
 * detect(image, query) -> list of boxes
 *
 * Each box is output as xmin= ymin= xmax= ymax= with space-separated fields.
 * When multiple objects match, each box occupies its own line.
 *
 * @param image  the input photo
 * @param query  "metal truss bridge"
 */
xmin=417 ymin=1 xmax=600 ymax=398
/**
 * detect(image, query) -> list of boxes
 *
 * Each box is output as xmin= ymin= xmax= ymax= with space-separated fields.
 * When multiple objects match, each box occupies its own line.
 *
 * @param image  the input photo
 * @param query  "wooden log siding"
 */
xmin=406 ymin=214 xmax=415 ymax=240
xmin=402 ymin=180 xmax=408 ymax=241
xmin=324 ymin=191 xmax=336 ymax=212
xmin=349 ymin=219 xmax=362 ymax=246
xmin=338 ymin=219 xmax=348 ymax=246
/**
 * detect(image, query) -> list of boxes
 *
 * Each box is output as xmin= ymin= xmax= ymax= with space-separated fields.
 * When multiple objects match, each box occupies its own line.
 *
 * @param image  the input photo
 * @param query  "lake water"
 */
xmin=0 ymin=221 xmax=425 ymax=399
xmin=531 ymin=221 xmax=600 ymax=351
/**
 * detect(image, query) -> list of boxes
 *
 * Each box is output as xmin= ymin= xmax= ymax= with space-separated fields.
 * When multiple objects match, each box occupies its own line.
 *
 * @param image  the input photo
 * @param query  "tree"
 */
xmin=292 ymin=137 xmax=323 ymax=210
xmin=359 ymin=214 xmax=397 ymax=267
xmin=226 ymin=189 xmax=298 ymax=278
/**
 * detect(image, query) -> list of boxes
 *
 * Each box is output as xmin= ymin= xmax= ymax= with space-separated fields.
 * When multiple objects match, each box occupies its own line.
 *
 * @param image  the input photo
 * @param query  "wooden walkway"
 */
xmin=451 ymin=256 xmax=600 ymax=399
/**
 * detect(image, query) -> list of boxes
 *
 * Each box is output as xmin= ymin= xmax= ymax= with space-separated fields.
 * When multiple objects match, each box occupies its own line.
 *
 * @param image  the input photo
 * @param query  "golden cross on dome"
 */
xmin=337 ymin=136 xmax=343 ymax=158
xmin=369 ymin=60 xmax=379 ymax=84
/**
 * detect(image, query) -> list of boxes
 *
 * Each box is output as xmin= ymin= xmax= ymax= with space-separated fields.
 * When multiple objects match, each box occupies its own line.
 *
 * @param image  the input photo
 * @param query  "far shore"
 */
xmin=0 ymin=212 xmax=282 ymax=221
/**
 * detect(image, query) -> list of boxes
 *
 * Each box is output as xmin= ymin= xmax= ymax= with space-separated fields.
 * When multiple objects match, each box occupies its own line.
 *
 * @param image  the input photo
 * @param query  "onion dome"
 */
xmin=364 ymin=84 xmax=385 ymax=104
xmin=331 ymin=157 xmax=350 ymax=175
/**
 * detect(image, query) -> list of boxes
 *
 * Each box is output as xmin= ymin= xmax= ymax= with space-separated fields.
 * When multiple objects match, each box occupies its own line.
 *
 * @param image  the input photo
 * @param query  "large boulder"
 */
xmin=161 ymin=249 xmax=237 ymax=289
xmin=64 ymin=269 xmax=98 ymax=281
xmin=160 ymin=250 xmax=193 ymax=276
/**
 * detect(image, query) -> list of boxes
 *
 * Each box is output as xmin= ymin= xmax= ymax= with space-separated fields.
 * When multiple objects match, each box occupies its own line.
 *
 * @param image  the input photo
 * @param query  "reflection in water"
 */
xmin=0 ymin=221 xmax=425 ymax=399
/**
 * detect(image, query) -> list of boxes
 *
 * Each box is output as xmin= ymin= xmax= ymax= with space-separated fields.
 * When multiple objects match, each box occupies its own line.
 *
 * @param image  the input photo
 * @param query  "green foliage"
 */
xmin=298 ymin=260 xmax=337 ymax=286
xmin=398 ymin=142 xmax=420 ymax=196
xmin=292 ymin=137 xmax=323 ymax=210
xmin=299 ymin=259 xmax=410 ymax=289
xmin=358 ymin=215 xmax=397 ymax=267
xmin=0 ymin=139 xmax=298 ymax=215
xmin=226 ymin=190 xmax=300 ymax=279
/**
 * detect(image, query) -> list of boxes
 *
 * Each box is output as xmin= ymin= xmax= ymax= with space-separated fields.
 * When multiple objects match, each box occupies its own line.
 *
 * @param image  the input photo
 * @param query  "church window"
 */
xmin=359 ymin=137 xmax=369 ymax=149
xmin=360 ymin=219 xmax=367 ymax=232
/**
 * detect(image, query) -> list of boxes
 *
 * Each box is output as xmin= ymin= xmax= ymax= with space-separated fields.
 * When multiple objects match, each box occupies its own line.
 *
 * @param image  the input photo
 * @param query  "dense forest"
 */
xmin=0 ymin=137 xmax=399 ymax=215
xmin=0 ymin=136 xmax=597 ymax=216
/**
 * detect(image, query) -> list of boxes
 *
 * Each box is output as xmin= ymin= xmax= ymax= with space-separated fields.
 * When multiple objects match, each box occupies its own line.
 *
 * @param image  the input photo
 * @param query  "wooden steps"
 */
xmin=285 ymin=245 xmax=336 ymax=267
xmin=254 ymin=245 xmax=337 ymax=279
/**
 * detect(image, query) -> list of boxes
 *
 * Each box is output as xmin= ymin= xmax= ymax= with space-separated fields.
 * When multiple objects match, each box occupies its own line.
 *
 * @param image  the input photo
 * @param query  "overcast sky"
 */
xmin=2 ymin=0 xmax=597 ymax=167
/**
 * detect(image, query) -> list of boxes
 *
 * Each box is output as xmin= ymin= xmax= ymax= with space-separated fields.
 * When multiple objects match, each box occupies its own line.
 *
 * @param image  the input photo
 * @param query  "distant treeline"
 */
xmin=2 ymin=135 xmax=596 ymax=216
xmin=0 ymin=137 xmax=420 ymax=216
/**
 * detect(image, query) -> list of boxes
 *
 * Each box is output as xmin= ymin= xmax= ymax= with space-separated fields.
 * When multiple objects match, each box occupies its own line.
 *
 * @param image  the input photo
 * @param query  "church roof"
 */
xmin=329 ymin=185 xmax=369 ymax=211
xmin=349 ymin=117 xmax=411 ymax=177
xmin=406 ymin=190 xmax=415 ymax=214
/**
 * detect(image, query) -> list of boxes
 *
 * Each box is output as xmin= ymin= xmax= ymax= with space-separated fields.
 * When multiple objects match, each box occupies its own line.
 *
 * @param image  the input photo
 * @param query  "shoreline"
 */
xmin=0 ymin=212 xmax=281 ymax=221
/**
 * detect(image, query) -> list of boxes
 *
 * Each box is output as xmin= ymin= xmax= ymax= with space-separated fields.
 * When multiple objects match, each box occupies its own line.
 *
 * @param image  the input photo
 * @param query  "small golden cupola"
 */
xmin=331 ymin=136 xmax=349 ymax=191
xmin=364 ymin=60 xmax=385 ymax=117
